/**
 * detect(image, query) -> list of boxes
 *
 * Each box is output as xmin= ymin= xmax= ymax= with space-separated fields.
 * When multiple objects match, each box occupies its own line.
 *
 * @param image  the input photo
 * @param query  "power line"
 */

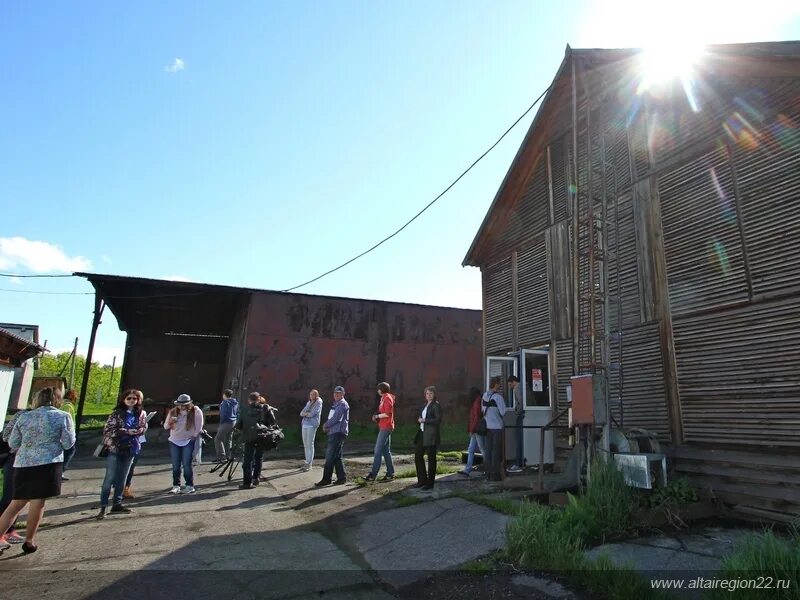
xmin=282 ymin=84 xmax=553 ymax=293
xmin=0 ymin=272 xmax=76 ymax=278
xmin=0 ymin=288 xmax=93 ymax=295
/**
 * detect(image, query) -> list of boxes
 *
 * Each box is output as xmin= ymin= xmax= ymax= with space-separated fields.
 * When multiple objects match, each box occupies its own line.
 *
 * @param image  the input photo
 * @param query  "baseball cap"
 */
xmin=333 ymin=386 xmax=345 ymax=393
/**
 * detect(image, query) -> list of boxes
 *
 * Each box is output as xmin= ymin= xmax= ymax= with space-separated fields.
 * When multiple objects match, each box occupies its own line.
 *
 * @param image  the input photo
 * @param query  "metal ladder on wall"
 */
xmin=573 ymin=58 xmax=624 ymax=479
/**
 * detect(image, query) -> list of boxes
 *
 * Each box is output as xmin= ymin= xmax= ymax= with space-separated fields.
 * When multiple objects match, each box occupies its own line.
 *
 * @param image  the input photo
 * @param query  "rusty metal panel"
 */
xmin=483 ymin=257 xmax=513 ymax=355
xmin=674 ymin=295 xmax=800 ymax=447
xmin=516 ymin=235 xmax=549 ymax=347
xmin=658 ymin=147 xmax=750 ymax=315
xmin=241 ymin=293 xmax=482 ymax=425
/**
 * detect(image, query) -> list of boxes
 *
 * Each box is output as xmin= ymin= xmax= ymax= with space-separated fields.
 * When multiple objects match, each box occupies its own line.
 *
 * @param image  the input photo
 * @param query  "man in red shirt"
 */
xmin=364 ymin=382 xmax=395 ymax=482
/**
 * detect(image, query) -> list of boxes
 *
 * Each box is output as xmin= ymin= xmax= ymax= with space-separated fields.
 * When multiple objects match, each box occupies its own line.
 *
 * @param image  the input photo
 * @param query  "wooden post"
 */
xmin=68 ymin=337 xmax=78 ymax=390
xmin=75 ymin=293 xmax=104 ymax=437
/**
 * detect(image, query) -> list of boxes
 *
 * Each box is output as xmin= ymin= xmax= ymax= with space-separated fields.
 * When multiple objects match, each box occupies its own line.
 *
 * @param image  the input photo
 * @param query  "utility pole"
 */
xmin=68 ymin=337 xmax=79 ymax=390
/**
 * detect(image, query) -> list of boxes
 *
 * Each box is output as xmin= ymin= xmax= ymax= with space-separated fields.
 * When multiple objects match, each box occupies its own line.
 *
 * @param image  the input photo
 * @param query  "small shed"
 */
xmin=0 ymin=326 xmax=46 ymax=423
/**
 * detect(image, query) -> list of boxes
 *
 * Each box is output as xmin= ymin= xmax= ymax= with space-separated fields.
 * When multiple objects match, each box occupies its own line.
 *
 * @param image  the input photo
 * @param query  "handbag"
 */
xmin=93 ymin=443 xmax=109 ymax=458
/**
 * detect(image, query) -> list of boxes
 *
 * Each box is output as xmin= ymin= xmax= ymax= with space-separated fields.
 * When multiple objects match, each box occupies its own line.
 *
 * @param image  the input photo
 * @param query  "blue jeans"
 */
xmin=515 ymin=412 xmax=525 ymax=467
xmin=321 ymin=432 xmax=347 ymax=482
xmin=368 ymin=429 xmax=394 ymax=478
xmin=169 ymin=440 xmax=195 ymax=487
xmin=63 ymin=444 xmax=76 ymax=472
xmin=464 ymin=433 xmax=486 ymax=473
xmin=242 ymin=441 xmax=264 ymax=485
xmin=100 ymin=451 xmax=136 ymax=507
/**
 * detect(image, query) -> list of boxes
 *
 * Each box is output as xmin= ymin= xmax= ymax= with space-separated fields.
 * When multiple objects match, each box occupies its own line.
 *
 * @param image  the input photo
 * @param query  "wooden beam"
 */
xmin=75 ymin=293 xmax=105 ymax=437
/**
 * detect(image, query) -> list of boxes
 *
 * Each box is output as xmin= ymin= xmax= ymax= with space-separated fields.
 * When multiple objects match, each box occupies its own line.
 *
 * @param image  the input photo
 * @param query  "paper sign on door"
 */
xmin=531 ymin=368 xmax=543 ymax=392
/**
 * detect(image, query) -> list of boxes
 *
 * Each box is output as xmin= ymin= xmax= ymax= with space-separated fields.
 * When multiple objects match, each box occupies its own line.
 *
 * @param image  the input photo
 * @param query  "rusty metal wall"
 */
xmin=241 ymin=293 xmax=482 ymax=424
xmin=222 ymin=295 xmax=251 ymax=399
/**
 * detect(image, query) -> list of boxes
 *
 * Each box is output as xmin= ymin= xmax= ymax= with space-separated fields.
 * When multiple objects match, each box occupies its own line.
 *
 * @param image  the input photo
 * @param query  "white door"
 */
xmin=520 ymin=349 xmax=555 ymax=465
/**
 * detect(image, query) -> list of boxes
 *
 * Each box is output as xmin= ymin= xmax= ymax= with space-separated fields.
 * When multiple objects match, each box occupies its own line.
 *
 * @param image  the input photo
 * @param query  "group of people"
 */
xmin=0 ymin=377 xmax=512 ymax=554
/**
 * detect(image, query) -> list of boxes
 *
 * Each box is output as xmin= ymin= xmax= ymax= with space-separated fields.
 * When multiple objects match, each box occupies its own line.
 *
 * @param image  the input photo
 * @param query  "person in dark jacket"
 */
xmin=459 ymin=387 xmax=485 ymax=477
xmin=414 ymin=385 xmax=442 ymax=490
xmin=235 ymin=392 xmax=276 ymax=489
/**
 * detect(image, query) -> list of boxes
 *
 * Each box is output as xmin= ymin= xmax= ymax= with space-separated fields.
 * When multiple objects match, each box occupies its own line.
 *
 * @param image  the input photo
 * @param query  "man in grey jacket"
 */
xmin=314 ymin=386 xmax=350 ymax=487
xmin=215 ymin=389 xmax=239 ymax=462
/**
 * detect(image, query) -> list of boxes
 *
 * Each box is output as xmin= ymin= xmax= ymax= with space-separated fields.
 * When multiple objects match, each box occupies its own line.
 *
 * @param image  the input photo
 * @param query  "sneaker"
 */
xmin=170 ymin=486 xmax=181 ymax=494
xmin=380 ymin=474 xmax=395 ymax=482
xmin=252 ymin=479 xmax=260 ymax=487
xmin=458 ymin=470 xmax=471 ymax=477
xmin=5 ymin=530 xmax=24 ymax=544
xmin=0 ymin=538 xmax=11 ymax=552
xmin=239 ymin=482 xmax=254 ymax=490
xmin=110 ymin=504 xmax=132 ymax=514
xmin=507 ymin=465 xmax=522 ymax=473
xmin=332 ymin=479 xmax=346 ymax=486
xmin=363 ymin=474 xmax=376 ymax=482
xmin=183 ymin=486 xmax=197 ymax=494
xmin=61 ymin=474 xmax=70 ymax=481
xmin=314 ymin=480 xmax=332 ymax=487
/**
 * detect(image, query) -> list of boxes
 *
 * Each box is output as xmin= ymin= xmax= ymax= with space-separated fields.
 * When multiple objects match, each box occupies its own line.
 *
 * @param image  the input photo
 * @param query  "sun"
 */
xmin=636 ymin=43 xmax=705 ymax=95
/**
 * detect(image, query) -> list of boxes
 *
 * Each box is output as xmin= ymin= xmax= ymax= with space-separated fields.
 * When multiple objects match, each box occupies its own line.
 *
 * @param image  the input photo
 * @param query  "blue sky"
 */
xmin=1 ymin=1 xmax=798 ymax=365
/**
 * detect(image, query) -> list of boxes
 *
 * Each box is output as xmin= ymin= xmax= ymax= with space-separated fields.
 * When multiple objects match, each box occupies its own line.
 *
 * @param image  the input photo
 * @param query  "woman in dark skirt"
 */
xmin=0 ymin=387 xmax=75 ymax=554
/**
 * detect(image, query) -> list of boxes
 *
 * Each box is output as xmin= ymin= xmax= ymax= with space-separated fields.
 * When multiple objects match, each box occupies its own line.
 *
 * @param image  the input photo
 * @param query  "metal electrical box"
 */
xmin=570 ymin=374 xmax=608 ymax=425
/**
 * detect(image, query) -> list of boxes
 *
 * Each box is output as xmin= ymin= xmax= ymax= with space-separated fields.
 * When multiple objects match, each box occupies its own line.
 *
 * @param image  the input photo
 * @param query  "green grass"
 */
xmin=436 ymin=450 xmax=463 ymax=461
xmin=395 ymin=496 xmax=423 ymax=508
xmin=505 ymin=458 xmax=660 ymax=599
xmin=708 ymin=525 xmax=800 ymax=600
xmin=462 ymin=556 xmax=495 ymax=574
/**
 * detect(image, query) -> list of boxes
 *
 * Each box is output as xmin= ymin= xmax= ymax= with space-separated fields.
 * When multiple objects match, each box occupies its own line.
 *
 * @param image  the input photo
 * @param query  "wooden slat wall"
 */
xmin=483 ymin=257 xmax=513 ymax=355
xmin=517 ymin=236 xmax=549 ymax=347
xmin=674 ymin=294 xmax=800 ymax=447
xmin=658 ymin=148 xmax=750 ymax=315
xmin=546 ymin=222 xmax=572 ymax=341
xmin=555 ymin=338 xmax=573 ymax=425
xmin=732 ymin=81 xmax=800 ymax=297
xmin=608 ymin=323 xmax=671 ymax=440
xmin=551 ymin=136 xmax=570 ymax=223
xmin=671 ymin=444 xmax=800 ymax=523
xmin=607 ymin=193 xmax=641 ymax=330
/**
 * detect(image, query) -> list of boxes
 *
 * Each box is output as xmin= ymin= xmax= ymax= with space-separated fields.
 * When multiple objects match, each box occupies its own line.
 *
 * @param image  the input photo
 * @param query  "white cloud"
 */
xmin=0 ymin=237 xmax=91 ymax=273
xmin=101 ymin=255 xmax=112 ymax=264
xmin=9 ymin=276 xmax=22 ymax=285
xmin=164 ymin=58 xmax=185 ymax=73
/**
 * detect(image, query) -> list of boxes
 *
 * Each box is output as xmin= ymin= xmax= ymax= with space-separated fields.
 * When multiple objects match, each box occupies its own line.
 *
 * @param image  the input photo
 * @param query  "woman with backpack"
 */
xmin=482 ymin=376 xmax=507 ymax=482
xmin=235 ymin=392 xmax=277 ymax=489
xmin=96 ymin=389 xmax=148 ymax=519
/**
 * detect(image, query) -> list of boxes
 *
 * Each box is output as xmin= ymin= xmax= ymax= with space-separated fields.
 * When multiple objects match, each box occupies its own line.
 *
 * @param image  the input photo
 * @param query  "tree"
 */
xmin=37 ymin=352 xmax=121 ymax=411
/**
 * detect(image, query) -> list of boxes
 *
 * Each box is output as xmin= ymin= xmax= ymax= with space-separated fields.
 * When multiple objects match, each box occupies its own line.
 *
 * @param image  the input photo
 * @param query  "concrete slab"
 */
xmin=584 ymin=527 xmax=749 ymax=573
xmin=354 ymin=497 xmax=510 ymax=588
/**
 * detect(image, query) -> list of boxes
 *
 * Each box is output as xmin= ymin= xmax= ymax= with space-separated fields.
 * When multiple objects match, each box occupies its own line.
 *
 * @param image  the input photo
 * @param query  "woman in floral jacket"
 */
xmin=96 ymin=389 xmax=148 ymax=519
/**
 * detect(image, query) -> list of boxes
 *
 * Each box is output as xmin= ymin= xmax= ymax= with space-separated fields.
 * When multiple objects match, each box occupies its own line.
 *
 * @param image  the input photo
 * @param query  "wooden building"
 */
xmin=463 ymin=41 xmax=800 ymax=522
